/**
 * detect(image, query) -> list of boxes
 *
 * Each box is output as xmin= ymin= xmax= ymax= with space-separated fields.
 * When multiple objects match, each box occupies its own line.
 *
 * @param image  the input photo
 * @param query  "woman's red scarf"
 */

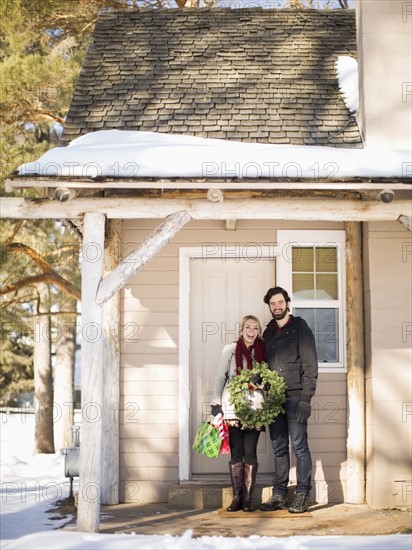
xmin=235 ymin=337 xmax=266 ymax=375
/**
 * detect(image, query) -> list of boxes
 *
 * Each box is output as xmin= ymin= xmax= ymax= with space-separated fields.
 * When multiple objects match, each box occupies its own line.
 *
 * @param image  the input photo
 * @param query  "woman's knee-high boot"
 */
xmin=227 ymin=461 xmax=244 ymax=512
xmin=243 ymin=463 xmax=258 ymax=512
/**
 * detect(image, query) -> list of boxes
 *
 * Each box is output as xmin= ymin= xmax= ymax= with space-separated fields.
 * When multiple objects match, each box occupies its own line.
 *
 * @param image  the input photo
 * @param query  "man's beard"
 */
xmin=272 ymin=307 xmax=289 ymax=321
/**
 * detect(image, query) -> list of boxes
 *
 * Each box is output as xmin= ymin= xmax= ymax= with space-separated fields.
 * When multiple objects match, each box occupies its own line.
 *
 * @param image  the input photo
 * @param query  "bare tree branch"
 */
xmin=2 ymin=243 xmax=81 ymax=300
xmin=6 ymin=243 xmax=54 ymax=273
xmin=1 ymin=274 xmax=81 ymax=301
xmin=3 ymin=221 xmax=26 ymax=245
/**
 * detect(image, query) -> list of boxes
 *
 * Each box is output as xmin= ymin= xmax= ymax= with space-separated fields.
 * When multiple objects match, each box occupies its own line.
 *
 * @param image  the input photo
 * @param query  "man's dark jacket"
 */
xmin=263 ymin=315 xmax=318 ymax=402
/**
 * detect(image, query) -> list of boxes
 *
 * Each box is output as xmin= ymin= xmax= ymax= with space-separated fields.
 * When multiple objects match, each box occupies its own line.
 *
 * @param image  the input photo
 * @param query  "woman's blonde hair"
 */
xmin=238 ymin=315 xmax=263 ymax=339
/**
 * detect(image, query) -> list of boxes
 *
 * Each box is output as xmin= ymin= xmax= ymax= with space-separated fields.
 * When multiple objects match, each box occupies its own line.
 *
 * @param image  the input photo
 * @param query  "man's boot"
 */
xmin=242 ymin=463 xmax=258 ymax=512
xmin=259 ymin=492 xmax=287 ymax=511
xmin=288 ymin=492 xmax=309 ymax=514
xmin=227 ymin=461 xmax=244 ymax=512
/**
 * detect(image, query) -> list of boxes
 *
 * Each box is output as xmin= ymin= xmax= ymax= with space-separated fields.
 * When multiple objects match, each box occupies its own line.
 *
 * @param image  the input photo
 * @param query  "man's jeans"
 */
xmin=268 ymin=396 xmax=312 ymax=495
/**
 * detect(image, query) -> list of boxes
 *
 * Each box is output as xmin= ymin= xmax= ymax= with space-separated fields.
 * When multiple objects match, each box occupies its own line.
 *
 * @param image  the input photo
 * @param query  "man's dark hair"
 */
xmin=263 ymin=286 xmax=291 ymax=305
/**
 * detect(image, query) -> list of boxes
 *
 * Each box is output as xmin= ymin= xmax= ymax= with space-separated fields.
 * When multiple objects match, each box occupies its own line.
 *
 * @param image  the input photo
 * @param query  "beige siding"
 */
xmin=119 ymin=219 xmax=347 ymax=503
xmin=357 ymin=0 xmax=412 ymax=148
xmin=308 ymin=373 xmax=348 ymax=505
xmin=363 ymin=221 xmax=412 ymax=509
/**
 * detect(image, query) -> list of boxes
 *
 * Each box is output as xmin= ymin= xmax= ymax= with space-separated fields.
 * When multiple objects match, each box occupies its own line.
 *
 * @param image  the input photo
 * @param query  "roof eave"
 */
xmin=5 ymin=175 xmax=412 ymax=194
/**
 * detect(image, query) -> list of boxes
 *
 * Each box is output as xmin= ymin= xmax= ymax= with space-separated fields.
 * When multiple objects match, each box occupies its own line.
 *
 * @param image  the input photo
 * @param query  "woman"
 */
xmin=210 ymin=314 xmax=266 ymax=512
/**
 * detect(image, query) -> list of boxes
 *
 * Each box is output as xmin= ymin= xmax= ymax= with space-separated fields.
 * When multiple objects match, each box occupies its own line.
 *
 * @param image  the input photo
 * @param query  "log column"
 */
xmin=345 ymin=221 xmax=366 ymax=503
xmin=101 ymin=220 xmax=122 ymax=504
xmin=77 ymin=213 xmax=106 ymax=532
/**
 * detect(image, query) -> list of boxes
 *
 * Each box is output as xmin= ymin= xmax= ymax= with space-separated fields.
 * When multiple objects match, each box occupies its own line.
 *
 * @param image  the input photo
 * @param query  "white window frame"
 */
xmin=276 ymin=230 xmax=346 ymax=373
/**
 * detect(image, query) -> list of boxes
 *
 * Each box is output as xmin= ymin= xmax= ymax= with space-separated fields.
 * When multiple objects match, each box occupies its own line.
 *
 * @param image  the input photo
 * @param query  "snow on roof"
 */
xmin=336 ymin=55 xmax=359 ymax=114
xmin=20 ymin=56 xmax=408 ymax=182
xmin=17 ymin=129 xmax=410 ymax=180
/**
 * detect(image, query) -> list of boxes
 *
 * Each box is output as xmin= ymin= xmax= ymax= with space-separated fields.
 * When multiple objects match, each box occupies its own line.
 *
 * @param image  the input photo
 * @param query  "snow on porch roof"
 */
xmin=15 ymin=130 xmax=411 ymax=182
xmin=60 ymin=7 xmax=362 ymax=148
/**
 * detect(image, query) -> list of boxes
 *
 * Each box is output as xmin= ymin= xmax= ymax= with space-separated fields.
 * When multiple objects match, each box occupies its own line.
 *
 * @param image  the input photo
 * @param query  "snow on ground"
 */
xmin=3 ymin=531 xmax=411 ymax=550
xmin=0 ymin=412 xmax=73 ymax=546
xmin=1 ymin=412 xmax=411 ymax=549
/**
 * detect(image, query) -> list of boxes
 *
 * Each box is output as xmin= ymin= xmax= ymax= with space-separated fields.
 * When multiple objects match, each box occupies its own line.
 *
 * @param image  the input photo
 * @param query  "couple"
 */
xmin=210 ymin=286 xmax=318 ymax=514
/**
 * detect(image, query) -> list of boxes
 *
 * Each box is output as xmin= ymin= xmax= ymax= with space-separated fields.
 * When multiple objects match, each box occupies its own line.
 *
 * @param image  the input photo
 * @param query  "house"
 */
xmin=2 ymin=1 xmax=411 ymax=533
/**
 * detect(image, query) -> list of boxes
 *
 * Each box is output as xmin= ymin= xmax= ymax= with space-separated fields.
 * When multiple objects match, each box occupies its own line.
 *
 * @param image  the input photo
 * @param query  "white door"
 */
xmin=190 ymin=257 xmax=275 ymax=475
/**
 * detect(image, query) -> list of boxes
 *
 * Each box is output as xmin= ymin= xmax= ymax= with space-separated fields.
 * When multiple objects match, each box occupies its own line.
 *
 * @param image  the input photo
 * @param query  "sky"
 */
xmin=16 ymin=56 xmax=411 ymax=181
xmin=1 ymin=413 xmax=411 ymax=550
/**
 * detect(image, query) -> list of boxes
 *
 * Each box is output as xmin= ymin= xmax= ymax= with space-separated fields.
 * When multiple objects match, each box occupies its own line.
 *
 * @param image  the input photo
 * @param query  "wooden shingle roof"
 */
xmin=61 ymin=8 xmax=361 ymax=148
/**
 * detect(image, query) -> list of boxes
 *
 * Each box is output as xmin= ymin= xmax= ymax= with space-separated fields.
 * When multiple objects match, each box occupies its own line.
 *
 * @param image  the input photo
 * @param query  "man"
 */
xmin=260 ymin=286 xmax=318 ymax=514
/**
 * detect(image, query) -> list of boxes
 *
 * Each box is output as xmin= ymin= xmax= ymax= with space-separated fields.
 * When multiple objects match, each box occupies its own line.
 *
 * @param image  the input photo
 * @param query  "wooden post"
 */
xmin=101 ymin=220 xmax=121 ymax=504
xmin=345 ymin=221 xmax=366 ymax=503
xmin=77 ymin=213 xmax=106 ymax=532
xmin=77 ymin=212 xmax=191 ymax=519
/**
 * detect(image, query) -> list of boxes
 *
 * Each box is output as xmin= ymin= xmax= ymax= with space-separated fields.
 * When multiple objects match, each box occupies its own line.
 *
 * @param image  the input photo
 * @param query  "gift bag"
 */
xmin=192 ymin=415 xmax=222 ymax=459
xmin=214 ymin=413 xmax=230 ymax=455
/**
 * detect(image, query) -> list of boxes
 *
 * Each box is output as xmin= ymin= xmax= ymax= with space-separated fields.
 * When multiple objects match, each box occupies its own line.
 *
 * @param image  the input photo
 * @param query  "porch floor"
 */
xmin=62 ymin=500 xmax=412 ymax=539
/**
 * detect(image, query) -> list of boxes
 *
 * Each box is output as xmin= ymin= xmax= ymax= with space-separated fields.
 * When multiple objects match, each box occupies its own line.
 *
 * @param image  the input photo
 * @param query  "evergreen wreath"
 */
xmin=228 ymin=360 xmax=287 ymax=429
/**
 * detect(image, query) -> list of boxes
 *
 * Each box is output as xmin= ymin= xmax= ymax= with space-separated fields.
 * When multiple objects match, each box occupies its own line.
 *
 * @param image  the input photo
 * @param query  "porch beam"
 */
xmin=96 ymin=210 xmax=191 ymax=305
xmin=345 ymin=221 xmax=366 ymax=504
xmin=1 ymin=196 xmax=410 ymax=222
xmin=5 ymin=176 xmax=412 ymax=192
xmin=399 ymin=215 xmax=412 ymax=232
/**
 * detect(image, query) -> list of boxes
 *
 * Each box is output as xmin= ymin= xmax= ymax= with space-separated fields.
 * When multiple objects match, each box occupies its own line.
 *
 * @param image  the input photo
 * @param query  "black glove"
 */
xmin=211 ymin=404 xmax=223 ymax=417
xmin=296 ymin=400 xmax=311 ymax=423
xmin=250 ymin=373 xmax=263 ymax=386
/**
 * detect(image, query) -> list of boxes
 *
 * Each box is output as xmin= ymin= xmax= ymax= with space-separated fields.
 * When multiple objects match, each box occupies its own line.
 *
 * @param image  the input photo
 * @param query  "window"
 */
xmin=277 ymin=231 xmax=345 ymax=371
